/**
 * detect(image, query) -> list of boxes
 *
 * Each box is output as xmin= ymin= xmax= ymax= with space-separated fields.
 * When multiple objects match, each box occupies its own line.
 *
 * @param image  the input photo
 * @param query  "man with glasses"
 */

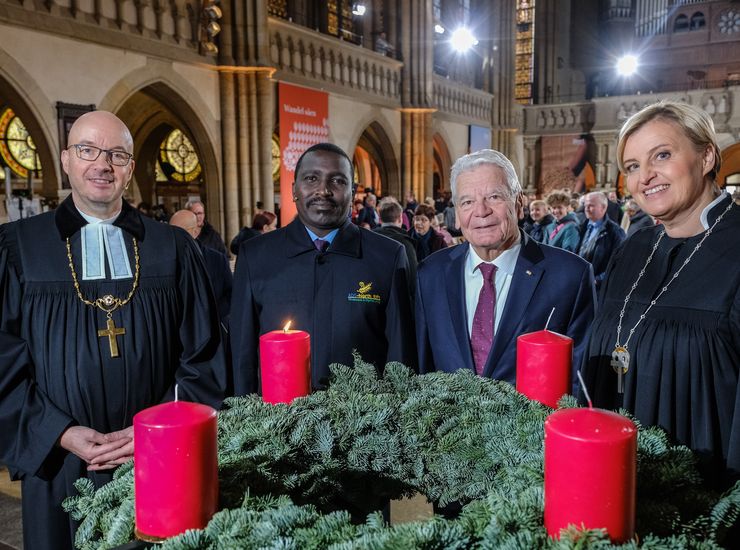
xmin=415 ymin=149 xmax=596 ymax=387
xmin=0 ymin=110 xmax=226 ymax=550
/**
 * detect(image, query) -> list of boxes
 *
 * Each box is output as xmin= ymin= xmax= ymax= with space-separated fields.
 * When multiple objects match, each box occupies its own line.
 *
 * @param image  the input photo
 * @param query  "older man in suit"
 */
xmin=416 ymin=149 xmax=596 ymax=385
xmin=577 ymin=192 xmax=626 ymax=290
xmin=231 ymin=143 xmax=416 ymax=394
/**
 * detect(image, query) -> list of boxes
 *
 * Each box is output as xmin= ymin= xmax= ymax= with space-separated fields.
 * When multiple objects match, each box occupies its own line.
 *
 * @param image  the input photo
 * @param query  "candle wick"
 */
xmin=175 ymin=384 xmax=179 ymax=402
xmin=576 ymin=370 xmax=593 ymax=409
xmin=544 ymin=307 xmax=555 ymax=331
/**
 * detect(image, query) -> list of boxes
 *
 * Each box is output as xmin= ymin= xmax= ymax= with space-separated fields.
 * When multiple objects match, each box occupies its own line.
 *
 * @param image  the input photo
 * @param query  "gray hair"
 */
xmin=585 ymin=191 xmax=608 ymax=207
xmin=450 ymin=149 xmax=522 ymax=200
xmin=184 ymin=199 xmax=204 ymax=211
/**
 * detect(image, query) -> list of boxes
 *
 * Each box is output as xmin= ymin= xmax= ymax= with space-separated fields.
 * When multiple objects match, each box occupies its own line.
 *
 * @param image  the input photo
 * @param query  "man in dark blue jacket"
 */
xmin=577 ymin=192 xmax=626 ymax=290
xmin=416 ymin=149 xmax=595 ymax=386
xmin=231 ymin=143 xmax=416 ymax=394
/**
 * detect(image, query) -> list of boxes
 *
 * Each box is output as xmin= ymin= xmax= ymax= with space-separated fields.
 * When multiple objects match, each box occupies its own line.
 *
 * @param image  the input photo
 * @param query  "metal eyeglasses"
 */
xmin=68 ymin=144 xmax=134 ymax=167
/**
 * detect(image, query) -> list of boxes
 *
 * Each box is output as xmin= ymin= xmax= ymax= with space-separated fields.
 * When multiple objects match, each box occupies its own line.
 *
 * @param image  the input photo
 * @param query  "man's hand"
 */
xmin=58 ymin=425 xmax=134 ymax=471
xmin=87 ymin=426 xmax=134 ymax=471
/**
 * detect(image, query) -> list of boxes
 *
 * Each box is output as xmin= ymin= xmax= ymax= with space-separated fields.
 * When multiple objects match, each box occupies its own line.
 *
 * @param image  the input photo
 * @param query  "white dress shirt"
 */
xmin=465 ymin=242 xmax=521 ymax=338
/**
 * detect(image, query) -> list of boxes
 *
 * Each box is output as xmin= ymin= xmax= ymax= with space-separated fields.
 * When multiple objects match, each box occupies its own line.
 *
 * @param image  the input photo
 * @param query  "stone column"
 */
xmin=219 ymin=67 xmax=275 ymax=242
xmin=217 ymin=0 xmax=275 ymax=242
xmin=400 ymin=108 xmax=434 ymax=201
xmin=398 ymin=0 xmax=434 ymax=201
xmin=488 ymin=0 xmax=517 ymax=162
xmin=594 ymin=132 xmax=618 ymax=190
xmin=522 ymin=136 xmax=539 ymax=195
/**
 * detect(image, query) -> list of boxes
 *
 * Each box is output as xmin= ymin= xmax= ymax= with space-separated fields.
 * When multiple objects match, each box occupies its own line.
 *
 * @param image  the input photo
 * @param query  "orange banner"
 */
xmin=279 ymin=82 xmax=329 ymax=226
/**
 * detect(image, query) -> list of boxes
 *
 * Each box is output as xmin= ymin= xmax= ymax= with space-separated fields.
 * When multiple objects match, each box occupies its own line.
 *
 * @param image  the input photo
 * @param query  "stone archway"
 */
xmin=110 ymin=84 xmax=219 ymax=227
xmin=353 ymin=121 xmax=400 ymax=198
xmin=432 ymin=133 xmax=452 ymax=197
xmin=100 ymin=71 xmax=221 ymax=231
xmin=0 ymin=63 xmax=60 ymax=199
xmin=718 ymin=142 xmax=740 ymax=188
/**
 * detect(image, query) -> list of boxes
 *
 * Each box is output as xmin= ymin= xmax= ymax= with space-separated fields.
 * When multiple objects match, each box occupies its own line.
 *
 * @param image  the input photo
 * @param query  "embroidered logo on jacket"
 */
xmin=348 ymin=281 xmax=382 ymax=303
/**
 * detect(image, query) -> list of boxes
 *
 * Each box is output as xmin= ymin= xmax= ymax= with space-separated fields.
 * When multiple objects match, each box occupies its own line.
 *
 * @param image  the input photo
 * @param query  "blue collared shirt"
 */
xmin=305 ymin=227 xmax=339 ymax=244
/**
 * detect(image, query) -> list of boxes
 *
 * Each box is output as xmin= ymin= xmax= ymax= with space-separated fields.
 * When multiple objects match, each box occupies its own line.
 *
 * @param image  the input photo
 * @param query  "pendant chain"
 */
xmin=615 ymin=200 xmax=734 ymax=351
xmin=66 ymin=236 xmax=140 ymax=316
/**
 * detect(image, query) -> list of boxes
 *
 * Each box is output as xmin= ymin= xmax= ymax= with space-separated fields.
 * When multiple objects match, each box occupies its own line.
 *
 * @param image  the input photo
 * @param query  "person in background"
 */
xmin=545 ymin=191 xmax=580 ymax=252
xmin=443 ymin=197 xmax=462 ymax=237
xmin=374 ymin=196 xmax=418 ymax=296
xmin=625 ymin=199 xmax=655 ymax=237
xmin=410 ymin=203 xmax=447 ymax=261
xmin=230 ymin=211 xmax=277 ymax=256
xmin=577 ymin=192 xmax=626 ymax=290
xmin=356 ymin=193 xmax=380 ymax=229
xmin=185 ymin=199 xmax=228 ymax=256
xmin=581 ymin=100 xmax=740 ymax=487
xmin=171 ymin=209 xmax=232 ymax=325
xmin=606 ymin=190 xmax=624 ymax=224
xmin=526 ymin=199 xmax=554 ymax=243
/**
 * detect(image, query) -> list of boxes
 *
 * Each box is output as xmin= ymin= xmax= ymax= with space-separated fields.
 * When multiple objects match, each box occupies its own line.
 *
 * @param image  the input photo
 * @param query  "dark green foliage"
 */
xmin=64 ymin=358 xmax=739 ymax=549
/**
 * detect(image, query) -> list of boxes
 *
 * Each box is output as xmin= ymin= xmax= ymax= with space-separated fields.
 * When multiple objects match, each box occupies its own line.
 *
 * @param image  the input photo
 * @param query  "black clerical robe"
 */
xmin=0 ymin=196 xmax=226 ymax=550
xmin=582 ymin=194 xmax=740 ymax=487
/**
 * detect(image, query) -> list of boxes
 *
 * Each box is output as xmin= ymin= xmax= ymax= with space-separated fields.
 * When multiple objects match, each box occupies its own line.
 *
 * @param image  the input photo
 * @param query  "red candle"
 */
xmin=134 ymin=401 xmax=218 ymax=541
xmin=544 ymin=408 xmax=637 ymax=543
xmin=516 ymin=330 xmax=573 ymax=408
xmin=259 ymin=322 xmax=311 ymax=404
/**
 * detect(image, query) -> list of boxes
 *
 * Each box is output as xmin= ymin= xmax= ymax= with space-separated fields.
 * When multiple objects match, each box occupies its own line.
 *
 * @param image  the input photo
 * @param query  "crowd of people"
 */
xmin=0 ymin=101 xmax=738 ymax=550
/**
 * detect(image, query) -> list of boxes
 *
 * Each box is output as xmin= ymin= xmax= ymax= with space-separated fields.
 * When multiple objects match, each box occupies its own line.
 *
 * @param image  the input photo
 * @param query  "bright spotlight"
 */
xmin=450 ymin=27 xmax=477 ymax=52
xmin=352 ymin=3 xmax=366 ymax=16
xmin=616 ymin=54 xmax=639 ymax=76
xmin=434 ymin=24 xmax=445 ymax=34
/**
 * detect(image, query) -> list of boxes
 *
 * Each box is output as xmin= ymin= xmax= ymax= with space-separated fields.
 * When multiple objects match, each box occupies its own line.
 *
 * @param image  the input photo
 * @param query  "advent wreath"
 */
xmin=64 ymin=356 xmax=740 ymax=549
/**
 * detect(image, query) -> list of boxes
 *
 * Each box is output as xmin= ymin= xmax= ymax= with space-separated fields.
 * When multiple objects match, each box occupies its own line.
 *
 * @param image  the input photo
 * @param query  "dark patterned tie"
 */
xmin=314 ymin=238 xmax=329 ymax=252
xmin=471 ymin=263 xmax=497 ymax=376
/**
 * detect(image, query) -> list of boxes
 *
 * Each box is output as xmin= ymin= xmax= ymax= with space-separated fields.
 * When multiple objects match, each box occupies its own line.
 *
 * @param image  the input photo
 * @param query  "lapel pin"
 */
xmin=526 ymin=270 xmax=533 ymax=276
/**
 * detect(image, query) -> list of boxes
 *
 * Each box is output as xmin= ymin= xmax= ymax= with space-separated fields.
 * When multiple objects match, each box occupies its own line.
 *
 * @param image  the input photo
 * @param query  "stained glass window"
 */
xmin=515 ymin=0 xmax=535 ymax=105
xmin=0 ymin=107 xmax=42 ymax=178
xmin=268 ymin=0 xmax=288 ymax=19
xmin=158 ymin=129 xmax=202 ymax=183
xmin=327 ymin=0 xmax=353 ymax=40
xmin=272 ymin=134 xmax=280 ymax=182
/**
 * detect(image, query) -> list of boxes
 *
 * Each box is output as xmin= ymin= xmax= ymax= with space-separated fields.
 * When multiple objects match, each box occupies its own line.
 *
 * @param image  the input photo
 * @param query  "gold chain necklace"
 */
xmin=611 ymin=200 xmax=734 ymax=393
xmin=66 ymin=236 xmax=140 ymax=357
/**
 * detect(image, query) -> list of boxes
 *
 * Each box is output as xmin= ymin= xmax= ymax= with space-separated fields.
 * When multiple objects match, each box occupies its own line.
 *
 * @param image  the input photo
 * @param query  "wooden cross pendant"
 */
xmin=98 ymin=317 xmax=126 ymax=358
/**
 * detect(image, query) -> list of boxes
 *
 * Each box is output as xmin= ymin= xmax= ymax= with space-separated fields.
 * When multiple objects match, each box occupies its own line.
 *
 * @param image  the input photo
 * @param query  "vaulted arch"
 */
xmin=101 ymin=70 xmax=221 ymax=227
xmin=0 ymin=50 xmax=60 ymax=198
xmin=352 ymin=121 xmax=399 ymax=198
xmin=432 ymin=133 xmax=452 ymax=196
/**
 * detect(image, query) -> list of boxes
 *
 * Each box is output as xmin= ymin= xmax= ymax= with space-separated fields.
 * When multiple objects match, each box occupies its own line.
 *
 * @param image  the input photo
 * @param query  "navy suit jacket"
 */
xmin=231 ymin=218 xmax=416 ymax=395
xmin=416 ymin=231 xmax=596 ymax=385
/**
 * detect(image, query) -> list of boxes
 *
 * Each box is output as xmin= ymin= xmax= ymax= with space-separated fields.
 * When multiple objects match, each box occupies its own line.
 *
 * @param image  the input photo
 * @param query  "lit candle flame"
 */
xmin=284 ymin=321 xmax=292 ymax=333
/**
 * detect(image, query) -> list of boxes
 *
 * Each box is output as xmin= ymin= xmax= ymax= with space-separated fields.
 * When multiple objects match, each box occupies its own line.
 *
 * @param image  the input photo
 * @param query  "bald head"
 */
xmin=61 ymin=110 xmax=136 ymax=219
xmin=170 ymin=209 xmax=200 ymax=238
xmin=68 ymin=111 xmax=134 ymax=152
